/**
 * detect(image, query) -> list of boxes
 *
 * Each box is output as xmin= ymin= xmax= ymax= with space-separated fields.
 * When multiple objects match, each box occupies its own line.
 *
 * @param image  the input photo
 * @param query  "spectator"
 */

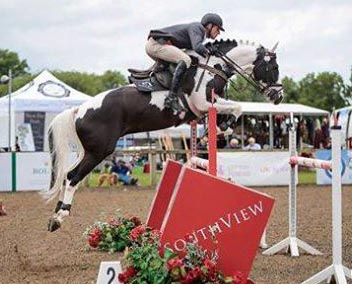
xmin=110 ymin=160 xmax=138 ymax=186
xmin=244 ymin=137 xmax=261 ymax=150
xmin=97 ymin=163 xmax=112 ymax=187
xmin=197 ymin=136 xmax=208 ymax=159
xmin=321 ymin=117 xmax=330 ymax=148
xmin=225 ymin=138 xmax=241 ymax=149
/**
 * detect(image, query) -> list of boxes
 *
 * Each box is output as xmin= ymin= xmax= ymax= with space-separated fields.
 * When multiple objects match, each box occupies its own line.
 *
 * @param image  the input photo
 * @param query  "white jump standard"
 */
xmin=300 ymin=126 xmax=351 ymax=284
xmin=263 ymin=124 xmax=322 ymax=257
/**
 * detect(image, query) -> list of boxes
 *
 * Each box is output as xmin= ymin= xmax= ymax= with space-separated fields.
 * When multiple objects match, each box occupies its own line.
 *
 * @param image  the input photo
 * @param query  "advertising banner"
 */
xmin=0 ymin=153 xmax=12 ymax=192
xmin=316 ymin=149 xmax=352 ymax=185
xmin=217 ymin=151 xmax=291 ymax=186
xmin=160 ymin=165 xmax=274 ymax=279
xmin=16 ymin=152 xmax=51 ymax=191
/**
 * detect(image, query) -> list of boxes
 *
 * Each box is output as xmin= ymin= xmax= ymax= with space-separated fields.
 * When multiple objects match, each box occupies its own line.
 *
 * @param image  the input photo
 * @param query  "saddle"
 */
xmin=128 ymin=61 xmax=174 ymax=92
xmin=128 ymin=58 xmax=198 ymax=94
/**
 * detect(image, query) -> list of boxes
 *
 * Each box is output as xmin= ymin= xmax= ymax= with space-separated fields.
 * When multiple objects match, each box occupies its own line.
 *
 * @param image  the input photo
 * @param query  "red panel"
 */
xmin=160 ymin=167 xmax=274 ymax=279
xmin=146 ymin=160 xmax=183 ymax=229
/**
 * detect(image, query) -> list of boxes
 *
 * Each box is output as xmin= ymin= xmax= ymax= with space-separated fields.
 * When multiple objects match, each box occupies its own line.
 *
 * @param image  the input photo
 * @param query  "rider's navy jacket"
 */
xmin=149 ymin=22 xmax=208 ymax=56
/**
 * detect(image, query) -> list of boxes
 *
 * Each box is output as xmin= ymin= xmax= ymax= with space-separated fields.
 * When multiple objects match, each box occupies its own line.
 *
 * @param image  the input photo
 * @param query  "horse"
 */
xmin=44 ymin=39 xmax=282 ymax=231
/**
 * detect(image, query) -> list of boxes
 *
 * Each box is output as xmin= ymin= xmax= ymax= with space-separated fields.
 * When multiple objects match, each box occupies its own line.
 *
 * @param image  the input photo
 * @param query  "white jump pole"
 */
xmin=263 ymin=113 xmax=322 ymax=257
xmin=301 ymin=124 xmax=352 ymax=284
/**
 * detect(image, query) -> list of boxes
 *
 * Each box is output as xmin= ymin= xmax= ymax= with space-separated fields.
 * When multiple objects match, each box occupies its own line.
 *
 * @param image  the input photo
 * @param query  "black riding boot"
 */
xmin=164 ymin=61 xmax=187 ymax=113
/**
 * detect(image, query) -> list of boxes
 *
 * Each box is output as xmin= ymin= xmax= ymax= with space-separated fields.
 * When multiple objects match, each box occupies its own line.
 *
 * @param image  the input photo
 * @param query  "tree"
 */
xmin=53 ymin=70 xmax=127 ymax=96
xmin=281 ymin=76 xmax=299 ymax=103
xmin=298 ymin=72 xmax=347 ymax=111
xmin=226 ymin=76 xmax=266 ymax=102
xmin=0 ymin=49 xmax=29 ymax=77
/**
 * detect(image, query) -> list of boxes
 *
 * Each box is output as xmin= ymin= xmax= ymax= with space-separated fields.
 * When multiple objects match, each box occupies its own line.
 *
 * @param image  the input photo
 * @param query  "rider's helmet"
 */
xmin=201 ymin=13 xmax=225 ymax=31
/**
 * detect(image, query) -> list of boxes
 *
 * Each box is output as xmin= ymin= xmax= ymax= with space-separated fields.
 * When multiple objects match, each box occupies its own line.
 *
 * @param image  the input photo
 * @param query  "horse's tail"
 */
xmin=41 ymin=108 xmax=84 ymax=202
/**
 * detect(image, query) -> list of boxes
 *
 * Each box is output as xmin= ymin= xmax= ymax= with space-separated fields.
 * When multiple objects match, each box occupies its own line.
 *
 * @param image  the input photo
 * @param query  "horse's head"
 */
xmin=212 ymin=40 xmax=283 ymax=104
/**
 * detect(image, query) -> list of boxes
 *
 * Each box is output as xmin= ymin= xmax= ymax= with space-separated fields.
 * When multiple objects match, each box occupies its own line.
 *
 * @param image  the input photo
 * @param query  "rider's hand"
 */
xmin=207 ymin=44 xmax=218 ymax=56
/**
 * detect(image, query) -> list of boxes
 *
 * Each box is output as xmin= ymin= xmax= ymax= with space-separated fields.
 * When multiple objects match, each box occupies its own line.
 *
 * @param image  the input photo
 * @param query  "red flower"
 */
xmin=88 ymin=228 xmax=102 ymax=248
xmin=151 ymin=229 xmax=161 ymax=238
xmin=167 ymin=257 xmax=184 ymax=270
xmin=203 ymin=258 xmax=215 ymax=270
xmin=130 ymin=216 xmax=141 ymax=226
xmin=183 ymin=267 xmax=203 ymax=283
xmin=130 ymin=225 xmax=146 ymax=240
xmin=118 ymin=266 xmax=136 ymax=283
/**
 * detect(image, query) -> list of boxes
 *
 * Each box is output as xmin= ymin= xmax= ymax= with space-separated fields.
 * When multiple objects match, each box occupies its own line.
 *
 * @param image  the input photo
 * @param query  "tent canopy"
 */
xmin=0 ymin=70 xmax=91 ymax=150
xmin=237 ymin=102 xmax=329 ymax=116
xmin=0 ymin=70 xmax=91 ymax=112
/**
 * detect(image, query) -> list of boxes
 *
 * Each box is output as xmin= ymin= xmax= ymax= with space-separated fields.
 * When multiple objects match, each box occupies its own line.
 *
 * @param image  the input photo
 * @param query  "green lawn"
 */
xmin=298 ymin=169 xmax=316 ymax=184
xmin=87 ymin=166 xmax=317 ymax=187
xmin=88 ymin=166 xmax=160 ymax=188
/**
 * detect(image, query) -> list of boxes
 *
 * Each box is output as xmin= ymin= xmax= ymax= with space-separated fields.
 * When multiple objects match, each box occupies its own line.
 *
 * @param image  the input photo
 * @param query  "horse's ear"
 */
xmin=270 ymin=41 xmax=279 ymax=53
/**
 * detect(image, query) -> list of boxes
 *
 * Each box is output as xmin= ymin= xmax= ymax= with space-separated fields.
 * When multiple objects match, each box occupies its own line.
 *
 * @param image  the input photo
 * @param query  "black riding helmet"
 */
xmin=201 ymin=13 xmax=225 ymax=31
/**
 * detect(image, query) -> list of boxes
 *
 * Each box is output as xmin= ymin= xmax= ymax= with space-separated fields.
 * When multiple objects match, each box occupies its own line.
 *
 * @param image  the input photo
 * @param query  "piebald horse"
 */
xmin=44 ymin=39 xmax=282 ymax=231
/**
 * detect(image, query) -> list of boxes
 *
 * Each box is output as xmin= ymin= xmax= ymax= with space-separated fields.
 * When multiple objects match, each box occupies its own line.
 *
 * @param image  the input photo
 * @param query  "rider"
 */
xmin=146 ymin=13 xmax=224 ymax=113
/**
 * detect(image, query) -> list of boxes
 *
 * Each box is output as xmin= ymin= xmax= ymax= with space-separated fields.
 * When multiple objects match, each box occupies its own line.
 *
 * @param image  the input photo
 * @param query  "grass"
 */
xmin=87 ymin=165 xmax=317 ymax=187
xmin=298 ymin=169 xmax=316 ymax=184
xmin=88 ymin=166 xmax=160 ymax=188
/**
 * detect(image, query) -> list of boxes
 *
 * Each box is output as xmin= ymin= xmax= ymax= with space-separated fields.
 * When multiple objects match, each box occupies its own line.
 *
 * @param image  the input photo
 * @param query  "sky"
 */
xmin=1 ymin=0 xmax=351 ymax=82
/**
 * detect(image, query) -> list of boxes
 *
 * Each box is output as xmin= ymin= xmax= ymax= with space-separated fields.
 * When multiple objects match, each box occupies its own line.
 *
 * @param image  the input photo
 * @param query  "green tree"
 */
xmin=298 ymin=72 xmax=347 ymax=111
xmin=226 ymin=76 xmax=266 ymax=102
xmin=0 ymin=74 xmax=34 ymax=97
xmin=0 ymin=49 xmax=29 ymax=77
xmin=281 ymin=76 xmax=299 ymax=103
xmin=53 ymin=70 xmax=127 ymax=96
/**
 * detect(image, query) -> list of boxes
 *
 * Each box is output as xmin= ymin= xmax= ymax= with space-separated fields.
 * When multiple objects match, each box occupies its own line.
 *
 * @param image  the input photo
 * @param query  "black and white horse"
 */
xmin=44 ymin=40 xmax=282 ymax=231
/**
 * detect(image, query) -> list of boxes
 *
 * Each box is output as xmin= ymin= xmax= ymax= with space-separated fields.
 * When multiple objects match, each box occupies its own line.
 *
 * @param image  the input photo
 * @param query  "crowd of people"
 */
xmin=208 ymin=116 xmax=332 ymax=151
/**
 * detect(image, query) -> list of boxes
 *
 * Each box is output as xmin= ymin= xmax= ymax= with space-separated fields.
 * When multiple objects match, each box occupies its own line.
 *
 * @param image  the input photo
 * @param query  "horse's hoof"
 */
xmin=48 ymin=218 xmax=61 ymax=232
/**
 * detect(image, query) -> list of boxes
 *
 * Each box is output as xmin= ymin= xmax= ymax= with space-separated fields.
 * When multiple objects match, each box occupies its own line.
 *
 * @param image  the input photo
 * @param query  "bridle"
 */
xmin=219 ymin=50 xmax=283 ymax=96
xmin=194 ymin=48 xmax=283 ymax=103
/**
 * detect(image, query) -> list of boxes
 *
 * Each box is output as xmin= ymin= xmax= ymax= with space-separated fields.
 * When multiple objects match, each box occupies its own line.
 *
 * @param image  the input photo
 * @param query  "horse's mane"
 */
xmin=205 ymin=39 xmax=238 ymax=54
xmin=205 ymin=39 xmax=263 ymax=55
xmin=237 ymin=39 xmax=263 ymax=49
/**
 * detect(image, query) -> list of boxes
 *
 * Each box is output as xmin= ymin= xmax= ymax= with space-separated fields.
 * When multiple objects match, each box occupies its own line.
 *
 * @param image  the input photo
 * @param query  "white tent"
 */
xmin=133 ymin=102 xmax=328 ymax=139
xmin=0 ymin=70 xmax=91 ymax=151
xmin=237 ymin=102 xmax=329 ymax=116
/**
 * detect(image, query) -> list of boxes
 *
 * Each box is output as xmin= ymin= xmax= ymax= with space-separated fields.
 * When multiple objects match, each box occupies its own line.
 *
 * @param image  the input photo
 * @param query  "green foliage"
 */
xmin=0 ymin=73 xmax=35 ymax=97
xmin=84 ymin=215 xmax=141 ymax=253
xmin=281 ymin=76 xmax=299 ymax=103
xmin=52 ymin=70 xmax=127 ymax=96
xmin=226 ymin=70 xmax=352 ymax=112
xmin=226 ymin=76 xmax=266 ymax=102
xmin=119 ymin=226 xmax=244 ymax=284
xmin=297 ymin=72 xmax=347 ymax=111
xmin=0 ymin=49 xmax=29 ymax=77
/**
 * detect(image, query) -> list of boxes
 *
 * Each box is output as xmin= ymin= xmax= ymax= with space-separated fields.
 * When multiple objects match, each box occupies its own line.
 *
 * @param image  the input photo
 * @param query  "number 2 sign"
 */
xmin=96 ymin=261 xmax=122 ymax=284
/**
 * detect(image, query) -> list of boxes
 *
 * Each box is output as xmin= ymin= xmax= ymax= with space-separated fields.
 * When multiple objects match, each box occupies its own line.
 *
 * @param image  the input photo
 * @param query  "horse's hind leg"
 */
xmin=48 ymin=152 xmax=105 ymax=232
xmin=53 ymin=181 xmax=66 ymax=214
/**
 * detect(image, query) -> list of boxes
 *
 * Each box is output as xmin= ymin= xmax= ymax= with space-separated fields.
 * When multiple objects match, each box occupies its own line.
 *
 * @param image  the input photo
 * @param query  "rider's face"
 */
xmin=209 ymin=25 xmax=220 ymax=39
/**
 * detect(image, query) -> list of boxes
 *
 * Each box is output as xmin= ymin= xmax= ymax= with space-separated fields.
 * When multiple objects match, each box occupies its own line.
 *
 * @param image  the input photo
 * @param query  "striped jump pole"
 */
xmin=263 ymin=113 xmax=322 ymax=257
xmin=190 ymin=90 xmax=217 ymax=175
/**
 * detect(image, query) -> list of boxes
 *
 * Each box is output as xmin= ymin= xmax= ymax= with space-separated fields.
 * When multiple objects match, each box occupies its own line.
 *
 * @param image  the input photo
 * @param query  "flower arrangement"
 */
xmin=84 ymin=215 xmax=141 ymax=253
xmin=85 ymin=216 xmax=252 ymax=283
xmin=119 ymin=225 xmax=248 ymax=284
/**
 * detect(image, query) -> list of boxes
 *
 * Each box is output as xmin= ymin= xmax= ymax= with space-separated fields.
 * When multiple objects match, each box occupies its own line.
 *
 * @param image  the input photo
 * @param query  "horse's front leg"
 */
xmin=212 ymin=101 xmax=242 ymax=118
